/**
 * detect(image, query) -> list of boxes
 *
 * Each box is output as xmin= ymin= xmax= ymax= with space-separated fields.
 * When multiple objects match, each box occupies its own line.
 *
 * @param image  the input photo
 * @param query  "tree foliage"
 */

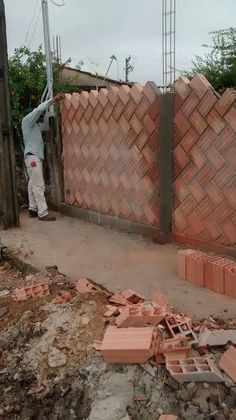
xmin=189 ymin=27 xmax=236 ymax=92
xmin=8 ymin=46 xmax=75 ymax=146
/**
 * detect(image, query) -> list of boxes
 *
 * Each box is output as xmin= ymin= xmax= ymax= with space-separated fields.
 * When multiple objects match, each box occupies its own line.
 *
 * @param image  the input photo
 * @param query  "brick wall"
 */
xmin=173 ymin=74 xmax=236 ymax=248
xmin=61 ymin=83 xmax=161 ymax=227
xmin=61 ymin=74 xmax=236 ymax=251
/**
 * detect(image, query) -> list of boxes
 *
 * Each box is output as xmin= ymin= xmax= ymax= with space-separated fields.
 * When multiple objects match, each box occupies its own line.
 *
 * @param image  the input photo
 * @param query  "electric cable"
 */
xmin=49 ymin=0 xmax=65 ymax=6
xmin=22 ymin=0 xmax=39 ymax=46
xmin=27 ymin=3 xmax=42 ymax=48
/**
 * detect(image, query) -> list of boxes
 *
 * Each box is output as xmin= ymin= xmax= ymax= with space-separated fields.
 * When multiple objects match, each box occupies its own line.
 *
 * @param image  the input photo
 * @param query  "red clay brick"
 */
xmin=182 ymin=91 xmax=199 ymax=117
xmin=181 ymin=128 xmax=198 ymax=152
xmin=116 ymin=302 xmax=166 ymax=328
xmin=190 ymin=73 xmax=211 ymax=98
xmin=160 ymin=337 xmax=191 ymax=361
xmin=12 ymin=283 xmax=49 ymax=301
xmin=174 ymin=76 xmax=191 ymax=99
xmin=225 ymin=265 xmax=236 ymax=298
xmin=224 ymin=106 xmax=236 ymax=131
xmin=152 ymin=292 xmax=171 ymax=312
xmin=174 ymin=111 xmax=191 ymax=135
xmin=76 ymin=278 xmax=99 ymax=294
xmin=215 ymin=88 xmax=236 ymax=116
xmin=165 ymin=315 xmax=197 ymax=343
xmin=177 ymin=249 xmax=195 ymax=280
xmin=101 ymin=326 xmax=159 ymax=364
xmin=207 ymin=108 xmax=225 ymax=134
xmin=219 ymin=346 xmax=236 ymax=383
xmin=52 ymin=292 xmax=71 ymax=304
xmin=189 ymin=110 xmax=208 ymax=135
xmin=143 ymin=82 xmax=158 ymax=103
xmin=186 ymin=252 xmax=205 ymax=287
xmin=198 ymin=89 xmax=217 ymax=116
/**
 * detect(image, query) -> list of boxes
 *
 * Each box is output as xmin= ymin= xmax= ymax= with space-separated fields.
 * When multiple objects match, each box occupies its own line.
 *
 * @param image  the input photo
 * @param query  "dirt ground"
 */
xmin=0 ymin=249 xmax=236 ymax=420
xmin=1 ymin=211 xmax=236 ymax=321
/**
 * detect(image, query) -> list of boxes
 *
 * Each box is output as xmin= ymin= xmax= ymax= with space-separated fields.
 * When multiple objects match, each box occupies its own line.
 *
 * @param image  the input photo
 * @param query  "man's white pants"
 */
xmin=25 ymin=155 xmax=48 ymax=218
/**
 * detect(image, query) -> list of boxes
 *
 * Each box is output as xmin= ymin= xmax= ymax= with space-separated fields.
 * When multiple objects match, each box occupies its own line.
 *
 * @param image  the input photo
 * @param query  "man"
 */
xmin=22 ymin=93 xmax=65 ymax=221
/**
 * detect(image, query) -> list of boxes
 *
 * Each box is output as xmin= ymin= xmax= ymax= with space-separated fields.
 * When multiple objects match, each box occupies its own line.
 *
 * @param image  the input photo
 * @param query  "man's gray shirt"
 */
xmin=22 ymin=100 xmax=50 ymax=160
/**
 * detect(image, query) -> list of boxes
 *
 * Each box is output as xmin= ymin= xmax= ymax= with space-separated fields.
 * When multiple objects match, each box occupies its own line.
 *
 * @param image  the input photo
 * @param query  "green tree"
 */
xmin=189 ymin=27 xmax=236 ymax=92
xmin=8 ymin=45 xmax=73 ymax=147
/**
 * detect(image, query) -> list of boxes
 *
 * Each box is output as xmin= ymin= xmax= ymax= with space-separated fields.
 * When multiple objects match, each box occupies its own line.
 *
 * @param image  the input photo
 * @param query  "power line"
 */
xmin=27 ymin=3 xmax=42 ymax=48
xmin=49 ymin=0 xmax=65 ymax=6
xmin=22 ymin=0 xmax=39 ymax=46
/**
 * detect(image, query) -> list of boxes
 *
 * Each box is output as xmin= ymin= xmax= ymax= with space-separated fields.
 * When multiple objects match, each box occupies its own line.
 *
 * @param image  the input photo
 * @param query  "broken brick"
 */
xmin=159 ymin=415 xmax=179 ymax=420
xmin=122 ymin=289 xmax=145 ymax=304
xmin=51 ymin=292 xmax=71 ymax=305
xmin=167 ymin=357 xmax=224 ymax=383
xmin=109 ymin=289 xmax=145 ymax=306
xmin=116 ymin=302 xmax=166 ymax=328
xmin=101 ymin=326 xmax=159 ymax=364
xmin=198 ymin=328 xmax=236 ymax=347
xmin=103 ymin=305 xmax=120 ymax=317
xmin=152 ymin=291 xmax=171 ymax=312
xmin=76 ymin=278 xmax=99 ymax=294
xmin=160 ymin=336 xmax=191 ymax=361
xmin=12 ymin=283 xmax=49 ymax=301
xmin=219 ymin=346 xmax=236 ymax=383
xmin=165 ymin=315 xmax=197 ymax=343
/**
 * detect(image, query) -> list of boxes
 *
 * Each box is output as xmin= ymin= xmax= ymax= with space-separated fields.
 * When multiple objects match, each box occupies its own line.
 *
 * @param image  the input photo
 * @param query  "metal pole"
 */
xmin=42 ymin=0 xmax=53 ymax=100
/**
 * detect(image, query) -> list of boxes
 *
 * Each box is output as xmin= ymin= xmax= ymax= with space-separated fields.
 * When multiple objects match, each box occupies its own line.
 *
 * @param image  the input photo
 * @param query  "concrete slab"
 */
xmin=0 ymin=211 xmax=235 ymax=320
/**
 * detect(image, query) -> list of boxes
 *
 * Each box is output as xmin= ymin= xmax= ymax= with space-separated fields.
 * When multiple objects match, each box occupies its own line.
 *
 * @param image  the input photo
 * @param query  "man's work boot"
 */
xmin=38 ymin=214 xmax=56 ymax=222
xmin=29 ymin=210 xmax=38 ymax=218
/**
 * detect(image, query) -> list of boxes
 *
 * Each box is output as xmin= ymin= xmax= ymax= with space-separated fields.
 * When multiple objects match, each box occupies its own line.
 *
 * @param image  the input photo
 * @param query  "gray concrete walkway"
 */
xmin=0 ymin=211 xmax=235 ymax=320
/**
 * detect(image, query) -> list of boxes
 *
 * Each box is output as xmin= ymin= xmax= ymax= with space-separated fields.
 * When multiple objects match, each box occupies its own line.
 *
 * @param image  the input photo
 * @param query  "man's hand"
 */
xmin=50 ymin=93 xmax=65 ymax=104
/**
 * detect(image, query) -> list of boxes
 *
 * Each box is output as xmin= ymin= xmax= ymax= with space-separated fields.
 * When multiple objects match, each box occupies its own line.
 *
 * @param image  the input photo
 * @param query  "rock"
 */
xmin=81 ymin=316 xmax=90 ymax=326
xmin=180 ymin=404 xmax=200 ymax=419
xmin=177 ymin=385 xmax=197 ymax=402
xmin=88 ymin=372 xmax=133 ymax=420
xmin=142 ymin=363 xmax=156 ymax=378
xmin=188 ymin=349 xmax=201 ymax=358
xmin=0 ymin=289 xmax=10 ymax=298
xmin=0 ymin=307 xmax=8 ymax=317
xmin=48 ymin=348 xmax=67 ymax=368
xmin=193 ymin=396 xmax=209 ymax=414
xmin=186 ymin=382 xmax=196 ymax=390
xmin=203 ymin=382 xmax=209 ymax=389
xmin=164 ymin=376 xmax=179 ymax=390
xmin=209 ymin=402 xmax=218 ymax=414
xmin=213 ymin=414 xmax=227 ymax=420
xmin=157 ymin=408 xmax=164 ymax=415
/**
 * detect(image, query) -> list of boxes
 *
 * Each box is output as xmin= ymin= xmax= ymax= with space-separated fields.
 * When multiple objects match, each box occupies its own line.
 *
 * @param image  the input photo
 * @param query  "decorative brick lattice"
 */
xmin=61 ymin=84 xmax=160 ymax=227
xmin=173 ymin=74 xmax=236 ymax=246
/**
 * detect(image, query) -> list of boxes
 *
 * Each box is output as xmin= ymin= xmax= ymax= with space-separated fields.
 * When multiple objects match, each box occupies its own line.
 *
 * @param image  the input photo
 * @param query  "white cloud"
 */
xmin=5 ymin=0 xmax=236 ymax=84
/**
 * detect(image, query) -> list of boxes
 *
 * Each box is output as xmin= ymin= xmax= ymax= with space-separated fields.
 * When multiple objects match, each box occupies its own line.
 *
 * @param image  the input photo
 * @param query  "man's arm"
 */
xmin=23 ymin=93 xmax=65 ymax=127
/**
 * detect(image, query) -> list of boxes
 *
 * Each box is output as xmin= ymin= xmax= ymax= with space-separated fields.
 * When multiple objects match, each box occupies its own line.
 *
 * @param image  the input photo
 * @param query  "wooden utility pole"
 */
xmin=0 ymin=0 xmax=19 ymax=228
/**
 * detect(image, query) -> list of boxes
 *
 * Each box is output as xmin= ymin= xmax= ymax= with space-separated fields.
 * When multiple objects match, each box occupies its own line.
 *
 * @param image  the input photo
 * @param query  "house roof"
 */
xmin=62 ymin=66 xmax=132 ymax=86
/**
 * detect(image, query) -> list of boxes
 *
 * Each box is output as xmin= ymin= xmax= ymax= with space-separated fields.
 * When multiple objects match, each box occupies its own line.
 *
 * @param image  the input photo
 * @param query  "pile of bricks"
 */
xmin=95 ymin=288 xmax=236 ymax=384
xmin=178 ymin=249 xmax=236 ymax=298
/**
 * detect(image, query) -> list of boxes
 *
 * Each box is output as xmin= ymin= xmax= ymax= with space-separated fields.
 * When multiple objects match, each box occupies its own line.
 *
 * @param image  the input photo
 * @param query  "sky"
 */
xmin=4 ymin=0 xmax=236 ymax=85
